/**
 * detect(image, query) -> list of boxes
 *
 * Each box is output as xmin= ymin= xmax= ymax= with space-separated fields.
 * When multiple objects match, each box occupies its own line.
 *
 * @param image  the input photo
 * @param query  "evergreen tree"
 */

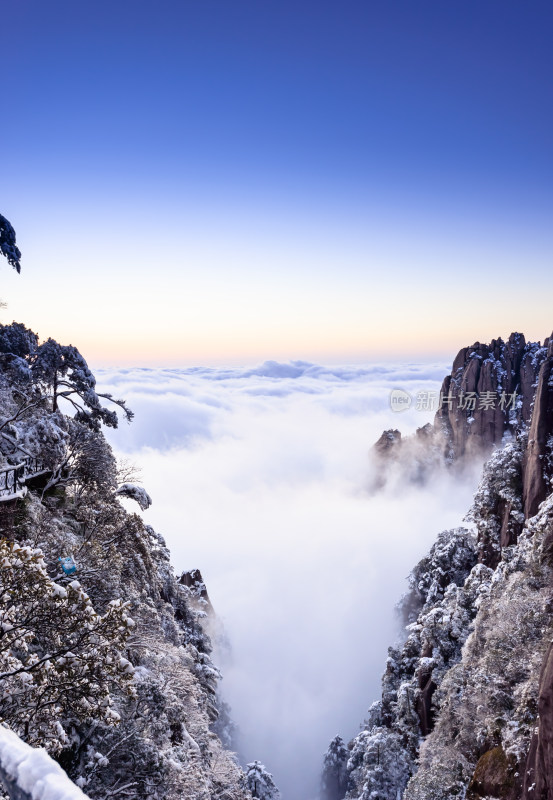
xmin=31 ymin=338 xmax=133 ymax=428
xmin=0 ymin=323 xmax=38 ymax=358
xmin=0 ymin=213 xmax=21 ymax=273
xmin=321 ymin=735 xmax=348 ymax=800
xmin=246 ymin=761 xmax=280 ymax=800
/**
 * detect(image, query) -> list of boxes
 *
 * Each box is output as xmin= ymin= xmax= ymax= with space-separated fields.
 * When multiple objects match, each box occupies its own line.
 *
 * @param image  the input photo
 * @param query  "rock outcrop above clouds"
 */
xmin=374 ymin=332 xmax=552 ymax=496
xmin=329 ymin=330 xmax=553 ymax=800
xmin=434 ymin=332 xmax=533 ymax=457
xmin=180 ymin=567 xmax=214 ymax=613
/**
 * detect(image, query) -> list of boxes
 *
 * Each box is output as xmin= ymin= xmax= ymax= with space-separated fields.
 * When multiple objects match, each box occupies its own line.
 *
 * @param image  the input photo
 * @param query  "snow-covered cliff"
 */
xmin=0 ymin=320 xmax=260 ymax=800
xmin=323 ymin=332 xmax=553 ymax=800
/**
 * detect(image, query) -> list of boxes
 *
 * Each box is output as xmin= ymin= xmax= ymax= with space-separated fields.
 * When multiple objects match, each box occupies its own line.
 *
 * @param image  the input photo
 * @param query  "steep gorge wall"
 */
xmin=325 ymin=331 xmax=553 ymax=800
xmin=0 ymin=320 xmax=254 ymax=800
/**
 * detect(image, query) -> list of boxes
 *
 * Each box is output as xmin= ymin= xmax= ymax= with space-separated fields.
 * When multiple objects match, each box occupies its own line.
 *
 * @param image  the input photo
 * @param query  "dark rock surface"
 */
xmin=415 ymin=668 xmax=436 ymax=736
xmin=522 ymin=337 xmax=553 ymax=518
xmin=373 ymin=429 xmax=402 ymax=456
xmin=434 ymin=332 xmax=538 ymax=459
xmin=374 ymin=332 xmax=551 ymax=505
xmin=179 ymin=568 xmax=213 ymax=612
xmin=522 ymin=641 xmax=553 ymax=800
xmin=466 ymin=746 xmax=518 ymax=800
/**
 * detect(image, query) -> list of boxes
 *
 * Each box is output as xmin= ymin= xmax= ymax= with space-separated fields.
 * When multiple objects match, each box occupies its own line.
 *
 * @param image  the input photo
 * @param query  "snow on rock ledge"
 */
xmin=0 ymin=725 xmax=90 ymax=800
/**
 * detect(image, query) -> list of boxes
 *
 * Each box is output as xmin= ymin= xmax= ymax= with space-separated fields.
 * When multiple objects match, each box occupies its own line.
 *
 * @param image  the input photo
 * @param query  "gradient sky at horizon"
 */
xmin=1 ymin=0 xmax=552 ymax=365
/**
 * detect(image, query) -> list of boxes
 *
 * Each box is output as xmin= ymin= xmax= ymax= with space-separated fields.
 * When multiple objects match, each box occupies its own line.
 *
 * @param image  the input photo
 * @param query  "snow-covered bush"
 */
xmin=466 ymin=439 xmax=525 ymax=567
xmin=0 ymin=540 xmax=135 ymax=752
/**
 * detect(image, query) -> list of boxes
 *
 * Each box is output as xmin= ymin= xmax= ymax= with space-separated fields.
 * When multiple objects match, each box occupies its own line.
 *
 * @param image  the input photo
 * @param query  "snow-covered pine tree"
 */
xmin=31 ymin=338 xmax=133 ymax=428
xmin=321 ymin=735 xmax=348 ymax=800
xmin=0 ymin=324 xmax=37 ymax=359
xmin=245 ymin=761 xmax=280 ymax=800
xmin=0 ymin=214 xmax=21 ymax=273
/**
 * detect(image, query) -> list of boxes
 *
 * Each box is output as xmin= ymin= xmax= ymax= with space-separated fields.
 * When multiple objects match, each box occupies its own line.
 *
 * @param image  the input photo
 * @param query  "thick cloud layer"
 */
xmin=97 ymin=361 xmax=481 ymax=800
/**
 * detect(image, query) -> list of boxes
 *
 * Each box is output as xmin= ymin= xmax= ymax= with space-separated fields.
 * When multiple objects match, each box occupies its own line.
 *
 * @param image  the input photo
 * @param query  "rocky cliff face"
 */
xmin=522 ymin=640 xmax=553 ymax=800
xmin=375 ymin=331 xmax=553 ymax=528
xmin=180 ymin=567 xmax=214 ymax=613
xmin=327 ymin=330 xmax=553 ymax=800
xmin=523 ymin=336 xmax=553 ymax=519
xmin=375 ymin=332 xmax=549 ymax=479
xmin=434 ymin=332 xmax=541 ymax=458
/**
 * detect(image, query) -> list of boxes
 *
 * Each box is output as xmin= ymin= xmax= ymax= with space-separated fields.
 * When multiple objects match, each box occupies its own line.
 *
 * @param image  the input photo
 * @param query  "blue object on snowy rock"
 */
xmin=59 ymin=555 xmax=77 ymax=576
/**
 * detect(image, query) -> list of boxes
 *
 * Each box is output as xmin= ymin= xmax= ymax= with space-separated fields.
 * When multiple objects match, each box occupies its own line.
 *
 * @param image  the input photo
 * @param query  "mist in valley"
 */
xmin=99 ymin=361 xmax=482 ymax=800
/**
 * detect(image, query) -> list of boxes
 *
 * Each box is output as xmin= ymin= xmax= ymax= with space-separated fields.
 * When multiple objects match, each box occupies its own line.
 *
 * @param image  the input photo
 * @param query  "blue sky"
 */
xmin=1 ymin=1 xmax=552 ymax=364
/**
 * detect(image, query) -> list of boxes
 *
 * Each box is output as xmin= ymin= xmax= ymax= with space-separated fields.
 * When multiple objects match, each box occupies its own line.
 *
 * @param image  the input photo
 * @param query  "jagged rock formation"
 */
xmin=434 ymin=332 xmax=540 ymax=458
xmin=329 ymin=330 xmax=553 ymax=800
xmin=180 ymin=567 xmax=214 ymax=613
xmin=373 ymin=429 xmax=402 ymax=456
xmin=374 ymin=333 xmax=550 ymax=488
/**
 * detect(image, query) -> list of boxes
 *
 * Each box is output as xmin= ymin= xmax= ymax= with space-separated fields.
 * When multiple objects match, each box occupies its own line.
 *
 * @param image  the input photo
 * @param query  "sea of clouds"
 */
xmin=96 ymin=360 xmax=483 ymax=800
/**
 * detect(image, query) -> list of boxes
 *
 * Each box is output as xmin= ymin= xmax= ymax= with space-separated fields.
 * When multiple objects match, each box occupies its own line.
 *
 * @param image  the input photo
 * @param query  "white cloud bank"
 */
xmin=97 ymin=360 xmax=481 ymax=800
